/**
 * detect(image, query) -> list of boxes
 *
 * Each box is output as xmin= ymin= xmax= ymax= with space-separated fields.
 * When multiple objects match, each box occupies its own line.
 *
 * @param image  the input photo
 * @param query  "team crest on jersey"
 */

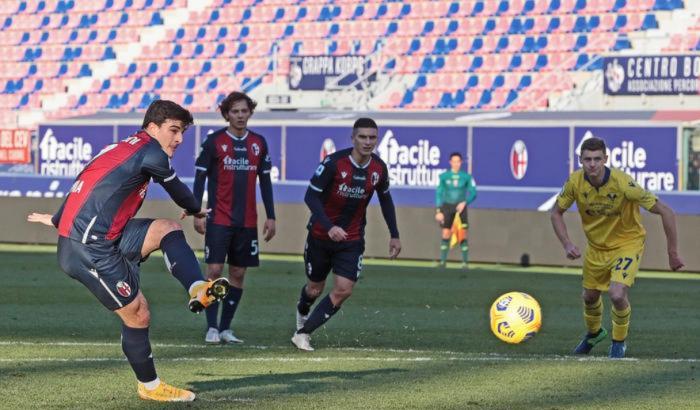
xmin=221 ymin=144 xmax=228 ymax=152
xmin=371 ymin=171 xmax=379 ymax=186
xmin=341 ymin=171 xmax=347 ymax=179
xmin=252 ymin=143 xmax=260 ymax=156
xmin=116 ymin=281 xmax=131 ymax=298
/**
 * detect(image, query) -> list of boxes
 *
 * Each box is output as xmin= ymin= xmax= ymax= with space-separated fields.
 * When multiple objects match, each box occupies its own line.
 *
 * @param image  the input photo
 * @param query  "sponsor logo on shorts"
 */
xmin=116 ymin=281 xmax=132 ymax=298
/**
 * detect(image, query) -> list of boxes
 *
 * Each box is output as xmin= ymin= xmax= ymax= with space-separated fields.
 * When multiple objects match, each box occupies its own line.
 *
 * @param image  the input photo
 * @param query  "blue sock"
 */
xmin=160 ymin=230 xmax=204 ymax=291
xmin=218 ymin=286 xmax=243 ymax=331
xmin=297 ymin=285 xmax=317 ymax=316
xmin=298 ymin=295 xmax=340 ymax=335
xmin=205 ymin=302 xmax=219 ymax=329
xmin=121 ymin=325 xmax=157 ymax=383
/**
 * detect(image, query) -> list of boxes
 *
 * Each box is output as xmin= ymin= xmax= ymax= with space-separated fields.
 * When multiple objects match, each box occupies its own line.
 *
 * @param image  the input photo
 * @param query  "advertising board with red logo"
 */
xmin=0 ymin=129 xmax=31 ymax=164
xmin=471 ymin=127 xmax=570 ymax=187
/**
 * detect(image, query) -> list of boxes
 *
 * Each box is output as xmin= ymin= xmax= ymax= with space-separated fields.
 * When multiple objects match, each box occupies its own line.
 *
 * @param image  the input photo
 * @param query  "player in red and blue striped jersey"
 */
xmin=27 ymin=101 xmax=230 ymax=402
xmin=192 ymin=92 xmax=276 ymax=345
xmin=291 ymin=118 xmax=402 ymax=351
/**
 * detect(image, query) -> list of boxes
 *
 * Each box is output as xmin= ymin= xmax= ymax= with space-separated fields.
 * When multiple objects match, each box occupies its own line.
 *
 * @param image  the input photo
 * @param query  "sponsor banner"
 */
xmin=285 ymin=126 xmax=467 ymax=187
xmin=37 ymin=125 xmax=113 ymax=177
xmin=288 ymin=55 xmax=374 ymax=90
xmin=117 ymin=125 xmax=196 ymax=178
xmin=472 ymin=127 xmax=569 ymax=187
xmin=198 ymin=124 xmax=282 ymax=182
xmin=0 ymin=129 xmax=31 ymax=164
xmin=574 ymin=127 xmax=678 ymax=191
xmin=603 ymin=55 xmax=700 ymax=96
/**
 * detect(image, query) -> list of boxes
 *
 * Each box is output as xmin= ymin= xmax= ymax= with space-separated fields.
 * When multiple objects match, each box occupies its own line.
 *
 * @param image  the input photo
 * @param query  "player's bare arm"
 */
xmin=389 ymin=238 xmax=401 ymax=259
xmin=263 ymin=219 xmax=276 ymax=242
xmin=648 ymin=200 xmax=685 ymax=271
xmin=456 ymin=201 xmax=466 ymax=213
xmin=27 ymin=213 xmax=54 ymax=227
xmin=550 ymin=204 xmax=581 ymax=260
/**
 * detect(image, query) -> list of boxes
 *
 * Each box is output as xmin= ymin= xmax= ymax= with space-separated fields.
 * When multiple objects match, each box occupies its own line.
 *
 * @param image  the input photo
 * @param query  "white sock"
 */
xmin=188 ymin=280 xmax=205 ymax=294
xmin=142 ymin=377 xmax=161 ymax=391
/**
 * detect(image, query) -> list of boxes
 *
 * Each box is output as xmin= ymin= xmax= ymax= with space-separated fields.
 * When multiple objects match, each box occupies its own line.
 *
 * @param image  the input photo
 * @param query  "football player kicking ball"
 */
xmin=551 ymin=137 xmax=684 ymax=358
xmin=27 ymin=100 xmax=230 ymax=401
xmin=291 ymin=118 xmax=401 ymax=351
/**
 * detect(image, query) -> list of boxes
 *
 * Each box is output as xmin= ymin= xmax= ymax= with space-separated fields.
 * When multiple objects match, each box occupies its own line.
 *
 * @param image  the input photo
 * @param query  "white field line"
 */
xmin=0 ymin=341 xmax=698 ymax=363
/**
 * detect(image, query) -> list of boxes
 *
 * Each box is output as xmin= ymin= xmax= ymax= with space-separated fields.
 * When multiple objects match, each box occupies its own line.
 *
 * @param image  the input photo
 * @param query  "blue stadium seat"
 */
xmin=282 ymin=25 xmax=293 ymax=37
xmin=408 ymin=38 xmax=421 ymax=54
xmin=273 ymin=7 xmax=284 ymax=22
xmin=469 ymin=56 xmax=483 ymax=71
xmin=471 ymin=1 xmax=484 ymax=16
xmin=534 ymin=54 xmax=548 ymax=70
xmin=2 ymin=17 xmax=12 ymax=30
xmin=447 ymin=38 xmax=457 ymax=52
xmin=422 ymin=21 xmax=435 ymax=36
xmin=614 ymin=15 xmax=627 ymax=31
xmin=132 ymin=78 xmax=142 ymax=90
xmin=642 ymin=14 xmax=659 ymax=29
xmin=477 ymin=90 xmax=492 ymax=107
xmin=102 ymin=46 xmax=116 ymax=60
xmin=523 ymin=0 xmax=535 ymax=13
xmin=399 ymin=4 xmax=411 ymax=17
xmin=466 ymin=75 xmax=479 ymax=88
xmin=386 ymin=21 xmax=398 ymax=35
xmin=400 ymin=90 xmax=413 ymax=107
xmin=522 ymin=37 xmax=535 ymax=52
xmin=126 ymin=63 xmax=137 ymax=76
xmin=17 ymin=94 xmax=29 ymax=108
xmin=575 ymin=53 xmax=589 ymax=69
xmin=207 ymin=78 xmax=217 ymax=91
xmin=505 ymin=90 xmax=518 ymax=106
xmin=154 ymin=77 xmax=163 ymax=90
xmin=509 ymin=18 xmax=523 ymax=34
xmin=433 ymin=39 xmax=446 ymax=54
xmin=413 ymin=75 xmax=427 ymax=89
xmin=328 ymin=23 xmax=339 ymax=37
xmin=523 ymin=18 xmax=534 ymax=32
xmin=438 ymin=92 xmax=453 ymax=108
xmin=574 ymin=35 xmax=588 ymax=51
xmin=435 ymin=56 xmax=445 ymax=70
xmin=207 ymin=10 xmax=218 ymax=24
xmin=171 ymin=44 xmax=182 ymax=57
xmin=574 ymin=0 xmax=587 ymax=12
xmin=295 ymin=7 xmax=307 ymax=20
xmin=574 ymin=16 xmax=587 ymax=32
xmin=353 ymin=5 xmax=364 ymax=18
xmin=77 ymin=95 xmax=87 ymax=107
xmin=196 ymin=27 xmax=206 ymax=39
xmin=239 ymin=26 xmax=249 ymax=39
xmin=241 ymin=9 xmax=251 ymax=22
xmin=193 ymin=43 xmax=203 ymax=56
xmin=470 ymin=38 xmax=483 ymax=53
xmin=376 ymin=4 xmax=387 ymax=18
xmin=184 ymin=94 xmax=193 ymax=105
xmin=34 ymin=79 xmax=43 ymax=91
xmin=185 ymin=78 xmax=195 ymax=90
xmin=548 ymin=0 xmax=561 ymax=12
xmin=497 ymin=1 xmax=509 ymax=14
xmin=547 ymin=17 xmax=560 ymax=33
xmin=234 ymin=61 xmax=244 ymax=74
xmin=496 ymin=37 xmax=509 ymax=52
xmin=328 ymin=41 xmax=337 ymax=53
xmin=446 ymin=20 xmax=458 ymax=35
xmin=236 ymin=43 xmax=247 ymax=56
xmin=454 ymin=89 xmax=465 ymax=105
xmin=536 ymin=36 xmax=548 ymax=51
xmin=517 ymin=75 xmax=531 ymax=90
xmin=613 ymin=0 xmax=626 ymax=12
xmin=169 ymin=61 xmax=179 ymax=74
xmin=28 ymin=64 xmax=37 ymax=76
xmin=613 ymin=35 xmax=632 ymax=50
xmin=447 ymin=2 xmax=459 ymax=17
xmin=492 ymin=75 xmax=505 ymax=89
xmin=483 ymin=19 xmax=495 ymax=34
xmin=588 ymin=16 xmax=600 ymax=31
xmin=200 ymin=61 xmax=211 ymax=74
xmin=419 ymin=58 xmax=433 ymax=73
xmin=78 ymin=64 xmax=92 ymax=78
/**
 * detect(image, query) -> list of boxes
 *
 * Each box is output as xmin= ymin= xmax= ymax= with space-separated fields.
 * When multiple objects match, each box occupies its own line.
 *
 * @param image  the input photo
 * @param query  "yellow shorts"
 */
xmin=583 ymin=240 xmax=645 ymax=291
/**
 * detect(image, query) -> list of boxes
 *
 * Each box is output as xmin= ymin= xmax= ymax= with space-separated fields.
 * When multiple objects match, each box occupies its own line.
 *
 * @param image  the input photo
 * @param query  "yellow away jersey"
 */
xmin=556 ymin=168 xmax=658 ymax=251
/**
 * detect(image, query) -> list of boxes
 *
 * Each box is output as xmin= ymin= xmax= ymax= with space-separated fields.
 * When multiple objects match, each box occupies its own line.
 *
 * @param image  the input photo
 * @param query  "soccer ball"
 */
xmin=489 ymin=292 xmax=542 ymax=344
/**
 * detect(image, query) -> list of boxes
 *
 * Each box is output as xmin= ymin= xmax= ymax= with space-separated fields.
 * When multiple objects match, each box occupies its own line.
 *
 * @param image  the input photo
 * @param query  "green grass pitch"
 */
xmin=1 ymin=244 xmax=698 ymax=409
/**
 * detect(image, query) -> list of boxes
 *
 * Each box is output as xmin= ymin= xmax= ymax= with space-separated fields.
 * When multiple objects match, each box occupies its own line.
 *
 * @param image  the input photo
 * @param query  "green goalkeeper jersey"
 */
xmin=435 ymin=170 xmax=477 ymax=207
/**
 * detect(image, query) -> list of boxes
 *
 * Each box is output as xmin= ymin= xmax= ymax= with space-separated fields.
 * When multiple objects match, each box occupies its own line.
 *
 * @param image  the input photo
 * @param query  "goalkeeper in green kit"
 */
xmin=435 ymin=152 xmax=477 ymax=268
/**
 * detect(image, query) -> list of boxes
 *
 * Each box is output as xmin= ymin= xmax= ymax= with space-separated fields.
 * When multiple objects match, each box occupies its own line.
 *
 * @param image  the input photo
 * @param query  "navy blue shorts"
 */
xmin=440 ymin=203 xmax=468 ymax=229
xmin=204 ymin=223 xmax=259 ymax=267
xmin=304 ymin=233 xmax=365 ymax=283
xmin=57 ymin=218 xmax=154 ymax=311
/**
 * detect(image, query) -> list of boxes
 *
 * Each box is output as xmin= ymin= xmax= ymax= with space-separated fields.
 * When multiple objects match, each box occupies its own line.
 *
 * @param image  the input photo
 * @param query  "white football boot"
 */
xmin=219 ymin=329 xmax=244 ymax=344
xmin=205 ymin=327 xmax=220 ymax=344
xmin=291 ymin=332 xmax=314 ymax=351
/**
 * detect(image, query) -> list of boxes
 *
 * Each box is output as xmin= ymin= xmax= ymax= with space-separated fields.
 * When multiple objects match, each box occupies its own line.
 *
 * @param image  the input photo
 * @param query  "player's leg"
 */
xmin=218 ymin=228 xmax=258 ymax=343
xmin=204 ymin=264 xmax=224 ymax=344
xmin=607 ymin=244 xmax=642 ymax=358
xmin=439 ymin=205 xmax=455 ymax=267
xmin=116 ymin=293 xmax=195 ymax=402
xmin=574 ymin=249 xmax=609 ymax=354
xmin=138 ymin=218 xmax=229 ymax=312
xmin=292 ymin=235 xmax=332 ymax=351
xmin=298 ymin=241 xmax=362 ymax=336
xmin=459 ymin=208 xmax=469 ymax=267
xmin=202 ymin=223 xmax=231 ymax=343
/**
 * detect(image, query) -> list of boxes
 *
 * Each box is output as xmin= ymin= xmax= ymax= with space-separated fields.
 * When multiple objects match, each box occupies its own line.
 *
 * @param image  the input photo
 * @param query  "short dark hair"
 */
xmin=580 ymin=137 xmax=607 ymax=154
xmin=142 ymin=100 xmax=193 ymax=129
xmin=218 ymin=91 xmax=257 ymax=119
xmin=449 ymin=152 xmax=463 ymax=160
xmin=353 ymin=117 xmax=378 ymax=130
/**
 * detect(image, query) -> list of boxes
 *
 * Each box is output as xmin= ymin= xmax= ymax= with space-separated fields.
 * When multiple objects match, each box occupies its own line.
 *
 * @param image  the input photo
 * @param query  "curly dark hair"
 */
xmin=218 ymin=91 xmax=257 ymax=120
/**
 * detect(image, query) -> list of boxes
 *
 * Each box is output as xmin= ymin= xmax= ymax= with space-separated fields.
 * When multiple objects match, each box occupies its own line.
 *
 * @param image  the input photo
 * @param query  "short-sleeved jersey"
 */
xmin=195 ymin=128 xmax=271 ymax=228
xmin=557 ymin=167 xmax=658 ymax=251
xmin=436 ymin=170 xmax=477 ymax=206
xmin=55 ymin=131 xmax=175 ymax=243
xmin=308 ymin=148 xmax=390 ymax=241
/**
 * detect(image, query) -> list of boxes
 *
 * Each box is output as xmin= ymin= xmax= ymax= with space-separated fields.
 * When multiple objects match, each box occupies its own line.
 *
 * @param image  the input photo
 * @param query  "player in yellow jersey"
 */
xmin=551 ymin=137 xmax=684 ymax=358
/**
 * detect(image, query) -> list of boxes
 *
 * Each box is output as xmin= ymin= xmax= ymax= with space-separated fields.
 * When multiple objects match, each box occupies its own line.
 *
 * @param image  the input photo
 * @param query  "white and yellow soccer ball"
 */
xmin=489 ymin=292 xmax=542 ymax=344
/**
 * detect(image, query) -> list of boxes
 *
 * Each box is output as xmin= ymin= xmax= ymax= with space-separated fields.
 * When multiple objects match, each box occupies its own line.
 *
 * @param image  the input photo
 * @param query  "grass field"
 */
xmin=1 ymin=244 xmax=699 ymax=409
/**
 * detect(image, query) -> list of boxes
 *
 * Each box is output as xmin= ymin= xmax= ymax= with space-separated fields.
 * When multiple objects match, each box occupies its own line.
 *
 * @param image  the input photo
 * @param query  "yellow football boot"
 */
xmin=188 ymin=278 xmax=230 ymax=313
xmin=137 ymin=381 xmax=195 ymax=402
